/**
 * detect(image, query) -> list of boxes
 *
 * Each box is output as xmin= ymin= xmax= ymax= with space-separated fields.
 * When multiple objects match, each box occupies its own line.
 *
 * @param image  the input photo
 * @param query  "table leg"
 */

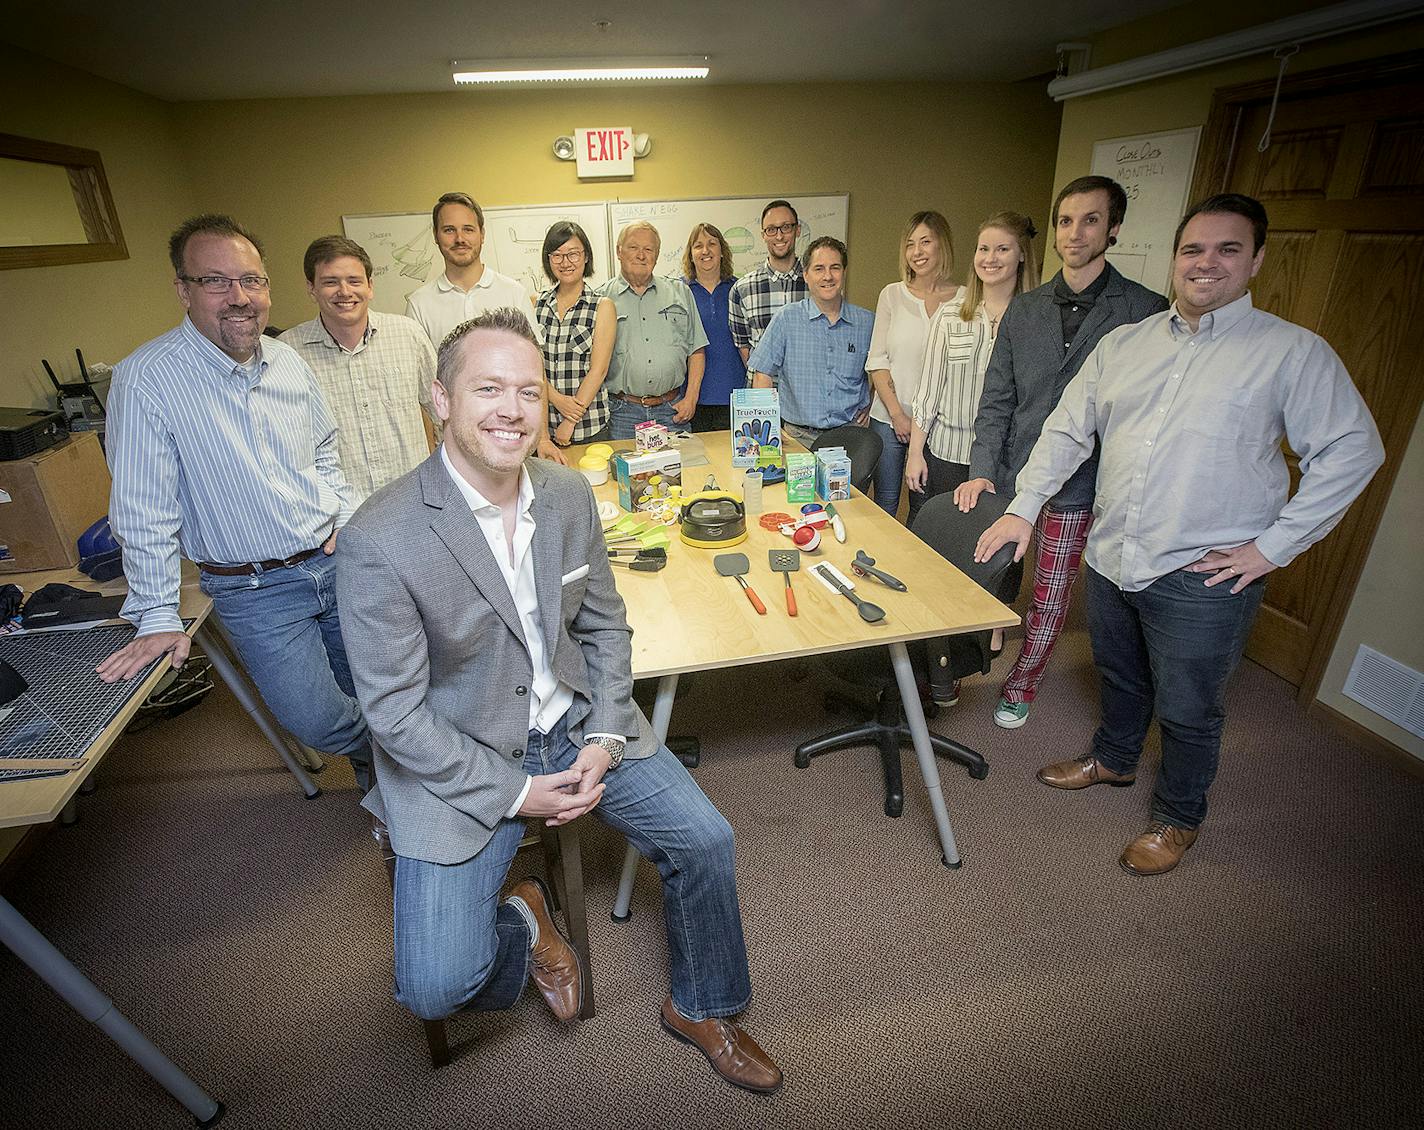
xmin=0 ymin=895 xmax=225 ymax=1126
xmin=194 ymin=626 xmax=321 ymax=800
xmin=610 ymin=672 xmax=679 ymax=922
xmin=889 ymin=641 xmax=962 ymax=869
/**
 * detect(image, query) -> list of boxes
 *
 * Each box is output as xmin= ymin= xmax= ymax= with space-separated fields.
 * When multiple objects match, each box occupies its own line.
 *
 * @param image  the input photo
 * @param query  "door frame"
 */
xmin=1189 ymin=48 xmax=1424 ymax=707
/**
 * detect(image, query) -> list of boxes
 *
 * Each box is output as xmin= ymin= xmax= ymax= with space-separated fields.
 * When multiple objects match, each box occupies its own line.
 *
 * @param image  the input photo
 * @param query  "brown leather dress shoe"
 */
xmin=659 ymin=997 xmax=783 ymax=1094
xmin=507 ymin=877 xmax=583 ymax=1022
xmin=1120 ymin=822 xmax=1199 ymax=875
xmin=1037 ymin=755 xmax=1136 ymax=790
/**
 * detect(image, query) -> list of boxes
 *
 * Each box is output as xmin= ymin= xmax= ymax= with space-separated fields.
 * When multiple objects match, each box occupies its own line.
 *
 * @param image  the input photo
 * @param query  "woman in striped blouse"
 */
xmin=535 ymin=221 xmax=617 ymax=446
xmin=905 ymin=211 xmax=1039 ymax=504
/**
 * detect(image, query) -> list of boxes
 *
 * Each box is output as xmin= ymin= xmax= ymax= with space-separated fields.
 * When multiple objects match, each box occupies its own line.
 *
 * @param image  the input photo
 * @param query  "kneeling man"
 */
xmin=334 ymin=308 xmax=782 ymax=1093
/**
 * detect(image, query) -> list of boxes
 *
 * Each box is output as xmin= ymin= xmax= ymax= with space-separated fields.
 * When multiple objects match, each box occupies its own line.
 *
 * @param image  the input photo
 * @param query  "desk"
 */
xmin=0 ymin=564 xmax=321 ymax=1127
xmin=583 ymin=432 xmax=1017 ymax=915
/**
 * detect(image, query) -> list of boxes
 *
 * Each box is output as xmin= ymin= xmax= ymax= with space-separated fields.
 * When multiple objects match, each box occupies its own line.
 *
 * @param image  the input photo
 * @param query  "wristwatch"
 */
xmin=589 ymin=735 xmax=626 ymax=769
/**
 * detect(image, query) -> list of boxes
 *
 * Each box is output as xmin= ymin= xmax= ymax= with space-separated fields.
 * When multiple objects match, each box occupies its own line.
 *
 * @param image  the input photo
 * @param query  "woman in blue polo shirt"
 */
xmin=682 ymin=222 xmax=746 ymax=432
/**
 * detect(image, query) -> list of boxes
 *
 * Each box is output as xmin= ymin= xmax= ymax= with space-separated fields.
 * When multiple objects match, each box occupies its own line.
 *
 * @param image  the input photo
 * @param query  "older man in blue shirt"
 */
xmin=749 ymin=236 xmax=873 ymax=447
xmin=98 ymin=213 xmax=372 ymax=789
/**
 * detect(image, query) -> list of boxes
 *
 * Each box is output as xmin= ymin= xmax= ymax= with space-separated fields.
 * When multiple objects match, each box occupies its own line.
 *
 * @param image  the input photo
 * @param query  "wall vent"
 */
xmin=1342 ymin=645 xmax=1424 ymax=740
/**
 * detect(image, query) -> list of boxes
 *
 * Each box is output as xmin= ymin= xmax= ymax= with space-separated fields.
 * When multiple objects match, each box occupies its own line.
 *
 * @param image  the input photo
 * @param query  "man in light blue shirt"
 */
xmin=98 ymin=213 xmax=372 ymax=788
xmin=749 ymin=236 xmax=873 ymax=446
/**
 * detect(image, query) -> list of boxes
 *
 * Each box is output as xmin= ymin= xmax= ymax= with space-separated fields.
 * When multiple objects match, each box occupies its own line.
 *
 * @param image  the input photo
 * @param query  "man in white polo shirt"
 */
xmin=406 ymin=191 xmax=562 ymax=462
xmin=405 ymin=192 xmax=529 ymax=347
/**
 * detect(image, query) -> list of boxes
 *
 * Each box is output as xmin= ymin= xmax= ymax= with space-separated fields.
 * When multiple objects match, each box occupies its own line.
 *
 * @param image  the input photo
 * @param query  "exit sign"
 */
xmin=575 ymin=127 xmax=634 ymax=178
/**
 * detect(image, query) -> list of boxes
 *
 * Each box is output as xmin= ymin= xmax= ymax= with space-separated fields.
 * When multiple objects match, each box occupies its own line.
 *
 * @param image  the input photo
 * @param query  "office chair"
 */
xmin=372 ymin=818 xmax=594 ymax=1067
xmin=793 ymin=491 xmax=1020 ymax=816
xmin=810 ymin=425 xmax=883 ymax=494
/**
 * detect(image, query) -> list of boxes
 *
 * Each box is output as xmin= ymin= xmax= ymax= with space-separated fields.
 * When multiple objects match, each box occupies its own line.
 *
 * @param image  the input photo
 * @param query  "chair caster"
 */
xmin=667 ymin=736 xmax=700 ymax=769
xmin=968 ymin=762 xmax=989 ymax=781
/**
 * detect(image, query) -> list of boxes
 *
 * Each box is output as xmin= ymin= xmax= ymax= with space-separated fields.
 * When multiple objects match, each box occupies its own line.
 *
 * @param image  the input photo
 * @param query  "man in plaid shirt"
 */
xmin=729 ymin=200 xmax=807 ymax=364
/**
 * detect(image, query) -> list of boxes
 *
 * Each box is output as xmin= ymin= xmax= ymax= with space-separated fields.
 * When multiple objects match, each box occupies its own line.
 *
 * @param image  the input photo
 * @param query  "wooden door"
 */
xmin=1193 ymin=51 xmax=1424 ymax=693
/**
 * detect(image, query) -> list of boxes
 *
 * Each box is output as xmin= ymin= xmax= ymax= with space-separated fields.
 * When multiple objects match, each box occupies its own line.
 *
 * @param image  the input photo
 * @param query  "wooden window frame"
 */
xmin=0 ymin=132 xmax=128 ymax=270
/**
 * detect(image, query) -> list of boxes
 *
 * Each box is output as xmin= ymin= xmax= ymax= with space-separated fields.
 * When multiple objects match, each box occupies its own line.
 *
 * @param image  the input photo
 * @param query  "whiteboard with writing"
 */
xmin=1090 ymin=127 xmax=1200 ymax=296
xmin=606 ymin=194 xmax=849 ymax=281
xmin=341 ymin=202 xmax=611 ymax=315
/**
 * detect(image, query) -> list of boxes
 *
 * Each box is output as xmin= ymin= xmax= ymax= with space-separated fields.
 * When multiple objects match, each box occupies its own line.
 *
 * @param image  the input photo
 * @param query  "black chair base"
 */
xmin=795 ymin=685 xmax=988 ymax=818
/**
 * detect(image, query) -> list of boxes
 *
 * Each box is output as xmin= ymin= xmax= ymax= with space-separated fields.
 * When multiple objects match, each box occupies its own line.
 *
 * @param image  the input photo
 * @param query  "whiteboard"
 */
xmin=1090 ymin=127 xmax=1200 ymax=296
xmin=606 ymin=194 xmax=849 ymax=281
xmin=342 ymin=202 xmax=611 ymax=315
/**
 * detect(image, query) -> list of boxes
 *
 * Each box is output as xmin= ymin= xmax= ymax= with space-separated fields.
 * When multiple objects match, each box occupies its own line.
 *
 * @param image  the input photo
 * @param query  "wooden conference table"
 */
xmin=580 ymin=431 xmax=1017 ymax=913
xmin=0 ymin=563 xmax=325 ymax=1126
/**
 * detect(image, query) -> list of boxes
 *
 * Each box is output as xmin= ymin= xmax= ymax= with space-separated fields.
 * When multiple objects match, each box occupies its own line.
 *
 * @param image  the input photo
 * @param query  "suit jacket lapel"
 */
xmin=421 ymin=454 xmax=528 ymax=649
xmin=529 ymin=464 xmax=565 ymax=651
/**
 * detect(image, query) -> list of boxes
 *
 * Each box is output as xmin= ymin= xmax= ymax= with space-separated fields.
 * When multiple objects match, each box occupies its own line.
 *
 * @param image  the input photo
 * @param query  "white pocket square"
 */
xmin=561 ymin=564 xmax=590 ymax=586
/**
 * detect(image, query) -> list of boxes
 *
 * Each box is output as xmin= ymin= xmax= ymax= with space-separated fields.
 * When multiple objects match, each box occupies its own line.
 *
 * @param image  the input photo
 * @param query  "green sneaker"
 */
xmin=993 ymin=699 xmax=1030 ymax=729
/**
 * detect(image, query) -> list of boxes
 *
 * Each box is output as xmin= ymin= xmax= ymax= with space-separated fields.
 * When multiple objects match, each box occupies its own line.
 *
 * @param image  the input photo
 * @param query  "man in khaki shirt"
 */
xmin=280 ymin=236 xmax=436 ymax=505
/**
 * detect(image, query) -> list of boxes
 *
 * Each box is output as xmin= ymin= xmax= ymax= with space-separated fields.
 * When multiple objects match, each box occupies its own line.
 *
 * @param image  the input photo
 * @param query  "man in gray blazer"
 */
xmin=334 ymin=307 xmax=782 ymax=1095
xmin=956 ymin=176 xmax=1168 ymax=731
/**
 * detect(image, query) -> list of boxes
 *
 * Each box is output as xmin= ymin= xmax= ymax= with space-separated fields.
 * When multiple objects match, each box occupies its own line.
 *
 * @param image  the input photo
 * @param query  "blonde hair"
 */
xmin=681 ymin=223 xmax=735 ymax=281
xmin=900 ymin=211 xmax=955 ymax=288
xmin=961 ymin=211 xmax=1040 ymax=321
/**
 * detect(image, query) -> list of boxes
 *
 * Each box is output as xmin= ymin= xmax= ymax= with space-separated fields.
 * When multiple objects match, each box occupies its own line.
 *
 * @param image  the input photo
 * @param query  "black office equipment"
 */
xmin=0 ymin=407 xmax=66 ymax=460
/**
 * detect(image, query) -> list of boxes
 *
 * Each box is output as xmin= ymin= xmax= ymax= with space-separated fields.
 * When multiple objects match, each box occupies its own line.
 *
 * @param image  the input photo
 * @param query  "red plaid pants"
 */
xmin=1001 ymin=507 xmax=1092 ymax=704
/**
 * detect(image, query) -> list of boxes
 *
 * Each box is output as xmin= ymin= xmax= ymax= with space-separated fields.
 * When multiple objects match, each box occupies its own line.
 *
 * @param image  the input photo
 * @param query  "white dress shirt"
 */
xmin=1007 ymin=293 xmax=1384 ymax=591
xmin=867 ymin=281 xmax=934 ymax=426
xmin=405 ymin=267 xmax=534 ymax=349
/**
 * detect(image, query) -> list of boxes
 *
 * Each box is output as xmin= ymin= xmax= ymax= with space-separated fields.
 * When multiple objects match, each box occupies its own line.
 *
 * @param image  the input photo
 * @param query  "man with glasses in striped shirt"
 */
xmin=98 ymin=214 xmax=374 ymax=791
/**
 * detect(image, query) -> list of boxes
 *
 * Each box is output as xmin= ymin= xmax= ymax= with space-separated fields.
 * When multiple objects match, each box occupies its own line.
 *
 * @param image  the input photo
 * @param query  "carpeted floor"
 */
xmin=3 ymin=620 xmax=1422 ymax=1129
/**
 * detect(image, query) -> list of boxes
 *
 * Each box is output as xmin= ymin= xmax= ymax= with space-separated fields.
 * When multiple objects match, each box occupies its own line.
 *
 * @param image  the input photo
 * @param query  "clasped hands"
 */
xmin=517 ymin=742 xmax=613 ymax=826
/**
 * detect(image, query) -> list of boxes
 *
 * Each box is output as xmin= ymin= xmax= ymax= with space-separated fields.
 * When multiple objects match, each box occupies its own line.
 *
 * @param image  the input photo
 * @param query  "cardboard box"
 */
xmin=0 ymin=432 xmax=112 ymax=573
xmin=815 ymin=447 xmax=852 ymax=502
xmin=613 ymin=447 xmax=682 ymax=512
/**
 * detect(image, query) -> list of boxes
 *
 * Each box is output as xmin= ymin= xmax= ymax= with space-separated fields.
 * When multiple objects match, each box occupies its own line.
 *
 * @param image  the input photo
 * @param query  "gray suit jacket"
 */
xmin=335 ymin=452 xmax=656 ymax=865
xmin=968 ymin=264 xmax=1168 ymax=510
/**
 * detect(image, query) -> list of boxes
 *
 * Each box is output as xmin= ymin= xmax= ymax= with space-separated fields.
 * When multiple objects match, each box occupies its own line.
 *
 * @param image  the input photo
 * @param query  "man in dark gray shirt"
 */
xmin=956 ymin=176 xmax=1167 ymax=731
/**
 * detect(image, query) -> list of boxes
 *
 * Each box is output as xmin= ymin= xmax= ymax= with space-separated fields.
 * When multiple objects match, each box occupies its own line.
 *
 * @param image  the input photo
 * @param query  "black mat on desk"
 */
xmin=0 ymin=623 xmax=190 ymax=781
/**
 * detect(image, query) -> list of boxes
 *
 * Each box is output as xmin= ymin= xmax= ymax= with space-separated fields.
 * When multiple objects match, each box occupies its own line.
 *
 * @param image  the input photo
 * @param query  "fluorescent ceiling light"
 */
xmin=452 ymin=58 xmax=709 ymax=85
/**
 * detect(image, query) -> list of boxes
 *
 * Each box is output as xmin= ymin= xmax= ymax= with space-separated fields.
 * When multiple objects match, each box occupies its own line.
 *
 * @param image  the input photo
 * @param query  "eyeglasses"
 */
xmin=762 ymin=222 xmax=798 ymax=236
xmin=549 ymin=250 xmax=585 ymax=263
xmin=180 ymin=274 xmax=271 ymax=294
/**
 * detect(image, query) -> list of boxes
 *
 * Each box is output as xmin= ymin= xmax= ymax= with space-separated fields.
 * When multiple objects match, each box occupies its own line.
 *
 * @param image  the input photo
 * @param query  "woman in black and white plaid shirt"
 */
xmin=535 ymin=221 xmax=616 ymax=446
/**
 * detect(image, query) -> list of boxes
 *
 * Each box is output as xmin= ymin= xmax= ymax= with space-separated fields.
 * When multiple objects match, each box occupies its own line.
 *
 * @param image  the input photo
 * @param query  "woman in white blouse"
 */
xmin=866 ymin=211 xmax=960 ymax=518
xmin=905 ymin=211 xmax=1040 ymax=507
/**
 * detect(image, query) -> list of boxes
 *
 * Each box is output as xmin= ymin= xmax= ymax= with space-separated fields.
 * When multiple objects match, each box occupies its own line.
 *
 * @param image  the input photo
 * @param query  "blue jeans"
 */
xmin=1086 ymin=566 xmax=1265 ymax=830
xmin=609 ymin=397 xmax=679 ymax=441
xmin=199 ymin=550 xmax=371 ymax=780
xmin=869 ymin=418 xmax=909 ymax=517
xmin=392 ymin=715 xmax=752 ymax=1022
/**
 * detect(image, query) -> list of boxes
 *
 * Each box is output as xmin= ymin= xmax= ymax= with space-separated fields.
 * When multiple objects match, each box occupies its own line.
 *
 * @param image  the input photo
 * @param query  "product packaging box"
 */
xmin=730 ymin=388 xmax=782 ymax=468
xmin=815 ymin=447 xmax=852 ymax=502
xmin=634 ymin=420 xmax=669 ymax=452
xmin=785 ymin=452 xmax=816 ymax=505
xmin=0 ymin=431 xmax=112 ymax=573
xmin=614 ymin=448 xmax=682 ymax=512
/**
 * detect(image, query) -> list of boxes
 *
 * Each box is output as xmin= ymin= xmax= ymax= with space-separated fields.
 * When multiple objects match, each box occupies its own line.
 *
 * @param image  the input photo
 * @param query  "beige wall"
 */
xmin=0 ymin=43 xmax=196 ymax=404
xmin=1046 ymin=3 xmax=1424 ymax=758
xmin=167 ymin=81 xmax=1061 ymax=331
